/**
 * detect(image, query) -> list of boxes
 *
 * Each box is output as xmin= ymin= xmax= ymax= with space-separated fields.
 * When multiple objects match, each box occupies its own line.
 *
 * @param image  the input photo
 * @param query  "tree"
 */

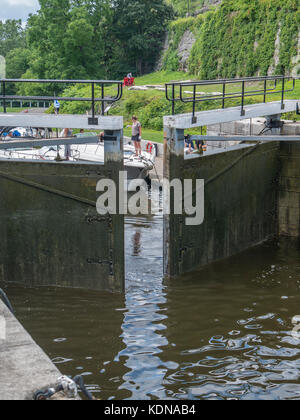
xmin=25 ymin=0 xmax=111 ymax=81
xmin=112 ymin=0 xmax=174 ymax=76
xmin=6 ymin=48 xmax=31 ymax=79
xmin=0 ymin=20 xmax=26 ymax=57
xmin=165 ymin=0 xmax=204 ymax=17
xmin=9 ymin=0 xmax=174 ymax=92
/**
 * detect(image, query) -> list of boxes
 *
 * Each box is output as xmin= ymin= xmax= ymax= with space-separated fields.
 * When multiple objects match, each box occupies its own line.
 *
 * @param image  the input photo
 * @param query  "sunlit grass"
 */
xmin=0 ymin=107 xmax=28 ymax=113
xmin=124 ymin=127 xmax=165 ymax=143
xmin=134 ymin=71 xmax=195 ymax=85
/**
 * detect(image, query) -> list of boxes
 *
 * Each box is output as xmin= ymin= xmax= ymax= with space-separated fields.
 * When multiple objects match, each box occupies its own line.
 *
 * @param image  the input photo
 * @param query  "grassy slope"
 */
xmin=134 ymin=71 xmax=194 ymax=85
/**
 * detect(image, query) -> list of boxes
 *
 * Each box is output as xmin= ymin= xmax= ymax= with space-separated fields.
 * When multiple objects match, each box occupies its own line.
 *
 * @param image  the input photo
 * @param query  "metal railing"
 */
xmin=166 ymin=75 xmax=299 ymax=122
xmin=0 ymin=79 xmax=123 ymax=125
xmin=0 ymin=100 xmax=51 ymax=109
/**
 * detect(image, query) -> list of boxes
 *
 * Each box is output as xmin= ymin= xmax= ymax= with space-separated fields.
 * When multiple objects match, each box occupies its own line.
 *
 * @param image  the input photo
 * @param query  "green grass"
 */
xmin=134 ymin=71 xmax=195 ymax=86
xmin=124 ymin=127 xmax=165 ymax=143
xmin=121 ymin=73 xmax=300 ymax=109
xmin=124 ymin=125 xmax=207 ymax=144
xmin=0 ymin=107 xmax=28 ymax=113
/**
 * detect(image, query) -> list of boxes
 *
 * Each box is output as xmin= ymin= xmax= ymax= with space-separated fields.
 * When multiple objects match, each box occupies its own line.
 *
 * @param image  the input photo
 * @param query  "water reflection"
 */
xmin=159 ymin=242 xmax=300 ymax=400
xmin=132 ymin=232 xmax=141 ymax=256
xmin=121 ymin=214 xmax=168 ymax=399
xmin=2 ymin=214 xmax=300 ymax=400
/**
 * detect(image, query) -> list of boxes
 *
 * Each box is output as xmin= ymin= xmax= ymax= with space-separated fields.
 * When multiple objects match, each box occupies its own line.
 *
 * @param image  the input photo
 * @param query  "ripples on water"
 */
xmin=2 ymin=211 xmax=300 ymax=400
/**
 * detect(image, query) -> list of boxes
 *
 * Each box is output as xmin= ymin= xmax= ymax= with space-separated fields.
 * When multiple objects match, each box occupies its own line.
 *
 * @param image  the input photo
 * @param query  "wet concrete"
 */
xmin=0 ymin=300 xmax=77 ymax=400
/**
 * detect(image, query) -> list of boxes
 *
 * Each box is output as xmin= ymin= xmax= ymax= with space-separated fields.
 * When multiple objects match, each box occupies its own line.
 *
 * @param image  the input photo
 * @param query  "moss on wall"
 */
xmin=163 ymin=0 xmax=299 ymax=78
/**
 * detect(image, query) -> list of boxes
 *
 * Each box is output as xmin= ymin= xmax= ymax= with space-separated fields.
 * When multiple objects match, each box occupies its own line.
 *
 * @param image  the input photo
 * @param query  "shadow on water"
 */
xmin=2 ymin=208 xmax=300 ymax=399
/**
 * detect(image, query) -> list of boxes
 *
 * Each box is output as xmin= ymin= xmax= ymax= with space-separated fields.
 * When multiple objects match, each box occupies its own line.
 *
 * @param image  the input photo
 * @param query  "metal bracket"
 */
xmin=103 ymin=135 xmax=117 ymax=142
xmin=86 ymin=258 xmax=114 ymax=276
xmin=88 ymin=117 xmax=98 ymax=126
xmin=266 ymin=119 xmax=284 ymax=130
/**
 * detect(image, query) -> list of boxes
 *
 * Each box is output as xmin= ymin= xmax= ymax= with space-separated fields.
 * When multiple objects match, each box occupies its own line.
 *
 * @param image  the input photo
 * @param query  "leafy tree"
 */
xmin=25 ymin=0 xmax=111 ymax=82
xmin=111 ymin=0 xmax=174 ymax=76
xmin=6 ymin=48 xmax=31 ymax=79
xmin=166 ymin=0 xmax=206 ymax=17
xmin=0 ymin=20 xmax=26 ymax=57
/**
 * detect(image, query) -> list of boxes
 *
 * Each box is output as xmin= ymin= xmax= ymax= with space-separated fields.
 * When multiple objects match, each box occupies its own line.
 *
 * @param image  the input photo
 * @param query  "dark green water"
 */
xmin=2 ymin=215 xmax=300 ymax=400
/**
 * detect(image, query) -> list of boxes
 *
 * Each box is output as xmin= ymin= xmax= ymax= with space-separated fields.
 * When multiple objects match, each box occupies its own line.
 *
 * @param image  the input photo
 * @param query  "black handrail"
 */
xmin=0 ymin=79 xmax=123 ymax=125
xmin=165 ymin=75 xmax=299 ymax=122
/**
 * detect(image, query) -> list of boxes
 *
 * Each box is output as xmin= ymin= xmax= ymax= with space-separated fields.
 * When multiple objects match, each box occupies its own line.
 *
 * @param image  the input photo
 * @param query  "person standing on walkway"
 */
xmin=132 ymin=116 xmax=142 ymax=156
xmin=54 ymin=100 xmax=60 ymax=115
xmin=62 ymin=128 xmax=73 ymax=160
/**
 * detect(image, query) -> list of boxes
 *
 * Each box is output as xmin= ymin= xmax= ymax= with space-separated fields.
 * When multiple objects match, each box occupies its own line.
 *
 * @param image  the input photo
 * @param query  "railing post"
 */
xmin=2 ymin=80 xmax=6 ymax=113
xmin=241 ymin=80 xmax=245 ymax=116
xmin=88 ymin=82 xmax=98 ymax=125
xmin=222 ymin=83 xmax=226 ymax=109
xmin=263 ymin=79 xmax=267 ymax=103
xmin=101 ymin=82 xmax=105 ymax=116
xmin=192 ymin=84 xmax=197 ymax=124
xmin=92 ymin=82 xmax=95 ymax=118
xmin=281 ymin=78 xmax=285 ymax=110
xmin=172 ymin=84 xmax=175 ymax=116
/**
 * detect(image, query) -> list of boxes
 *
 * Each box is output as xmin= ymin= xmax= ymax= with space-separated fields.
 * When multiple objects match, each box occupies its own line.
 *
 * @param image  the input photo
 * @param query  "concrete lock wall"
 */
xmin=0 ymin=134 xmax=124 ymax=292
xmin=279 ymin=140 xmax=300 ymax=238
xmin=206 ymin=118 xmax=300 ymax=239
xmin=164 ymin=129 xmax=280 ymax=277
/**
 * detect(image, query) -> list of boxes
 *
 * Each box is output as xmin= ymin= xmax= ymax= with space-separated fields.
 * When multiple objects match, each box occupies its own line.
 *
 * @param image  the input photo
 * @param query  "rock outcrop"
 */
xmin=177 ymin=30 xmax=196 ymax=71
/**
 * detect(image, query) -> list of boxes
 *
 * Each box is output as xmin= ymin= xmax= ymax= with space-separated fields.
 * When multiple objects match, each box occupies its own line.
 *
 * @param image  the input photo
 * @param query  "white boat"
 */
xmin=0 ymin=127 xmax=156 ymax=182
xmin=71 ymin=140 xmax=155 ymax=180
